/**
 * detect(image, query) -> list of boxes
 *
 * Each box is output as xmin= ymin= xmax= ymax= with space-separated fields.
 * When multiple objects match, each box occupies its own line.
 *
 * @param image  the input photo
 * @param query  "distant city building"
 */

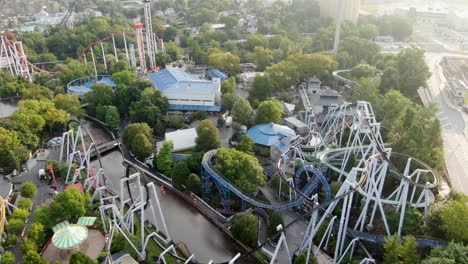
xmin=320 ymin=0 xmax=361 ymax=24
xmin=149 ymin=68 xmax=221 ymax=112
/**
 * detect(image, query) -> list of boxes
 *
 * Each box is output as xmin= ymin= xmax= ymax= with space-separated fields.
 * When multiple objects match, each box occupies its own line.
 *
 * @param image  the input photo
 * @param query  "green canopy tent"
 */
xmin=77 ymin=216 xmax=97 ymax=226
xmin=52 ymin=220 xmax=71 ymax=233
xmin=52 ymin=224 xmax=88 ymax=249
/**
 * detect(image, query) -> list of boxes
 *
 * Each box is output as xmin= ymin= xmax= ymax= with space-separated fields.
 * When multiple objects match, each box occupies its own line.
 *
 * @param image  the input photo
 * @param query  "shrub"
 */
xmin=10 ymin=208 xmax=29 ymax=222
xmin=231 ymin=213 xmax=258 ymax=247
xmin=185 ymin=173 xmax=201 ymax=194
xmin=17 ymin=198 xmax=32 ymax=210
xmin=6 ymin=218 xmax=25 ymax=236
xmin=70 ymin=251 xmax=94 ymax=264
xmin=172 ymin=160 xmax=190 ymax=186
xmin=19 ymin=181 xmax=37 ymax=198
xmin=2 ymin=251 xmax=15 ymax=264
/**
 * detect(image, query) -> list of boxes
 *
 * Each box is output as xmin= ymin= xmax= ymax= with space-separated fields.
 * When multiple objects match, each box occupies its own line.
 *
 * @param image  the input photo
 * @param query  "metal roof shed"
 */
xmin=165 ymin=128 xmax=198 ymax=152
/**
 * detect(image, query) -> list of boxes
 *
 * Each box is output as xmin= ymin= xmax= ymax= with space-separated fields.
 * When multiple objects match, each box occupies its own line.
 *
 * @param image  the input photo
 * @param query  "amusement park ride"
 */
xmin=0 ymin=1 xmax=447 ymax=263
xmin=54 ymin=96 xmax=444 ymax=263
xmin=0 ymin=0 xmax=165 ymax=81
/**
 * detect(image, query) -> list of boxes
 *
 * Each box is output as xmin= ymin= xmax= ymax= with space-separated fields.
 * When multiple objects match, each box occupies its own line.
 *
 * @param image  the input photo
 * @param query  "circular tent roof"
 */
xmin=52 ymin=224 xmax=88 ymax=249
xmin=247 ymin=123 xmax=296 ymax=147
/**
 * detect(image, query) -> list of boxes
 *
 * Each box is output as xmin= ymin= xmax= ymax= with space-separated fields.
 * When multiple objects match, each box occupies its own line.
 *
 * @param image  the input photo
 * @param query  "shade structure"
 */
xmin=52 ymin=220 xmax=71 ymax=233
xmin=52 ymin=224 xmax=88 ymax=249
xmin=77 ymin=216 xmax=97 ymax=226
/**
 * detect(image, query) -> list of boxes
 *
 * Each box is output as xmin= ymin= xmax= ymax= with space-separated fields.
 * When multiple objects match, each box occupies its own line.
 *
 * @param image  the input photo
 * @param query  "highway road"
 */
xmin=425 ymin=51 xmax=468 ymax=194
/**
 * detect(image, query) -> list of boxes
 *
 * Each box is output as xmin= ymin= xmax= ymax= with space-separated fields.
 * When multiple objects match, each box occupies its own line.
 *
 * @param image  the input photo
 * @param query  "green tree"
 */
xmin=231 ymin=213 xmax=258 ymax=247
xmin=267 ymin=211 xmax=284 ymax=239
xmin=17 ymin=198 xmax=32 ymax=210
xmin=422 ymin=242 xmax=468 ymax=264
xmin=23 ymin=249 xmax=47 ymax=264
xmin=36 ymin=188 xmax=89 ymax=229
xmin=439 ymin=197 xmax=468 ymax=243
xmin=123 ymin=123 xmax=153 ymax=147
xmin=359 ymin=24 xmax=379 ymax=40
xmin=266 ymin=60 xmax=299 ymax=90
xmin=0 ymin=127 xmax=28 ymax=172
xmin=207 ymin=52 xmax=240 ymax=75
xmin=84 ymin=84 xmax=116 ymax=116
xmin=340 ymin=36 xmax=381 ymax=66
xmin=20 ymin=181 xmax=37 ymax=198
xmin=221 ymin=77 xmax=236 ymax=94
xmin=131 ymin=133 xmax=153 ymax=160
xmin=214 ymin=148 xmax=266 ymax=194
xmin=27 ymin=223 xmax=45 ymax=246
xmin=245 ymin=34 xmax=268 ymax=51
xmin=380 ymin=66 xmax=400 ymax=93
xmin=250 ymin=75 xmax=273 ymax=101
xmin=172 ymin=160 xmax=190 ymax=186
xmin=234 ymin=134 xmax=254 ymax=155
xmin=165 ymin=41 xmax=183 ymax=61
xmin=252 ymin=46 xmax=273 ymax=71
xmin=194 ymin=119 xmax=221 ymax=153
xmin=396 ymin=48 xmax=430 ymax=99
xmin=104 ymin=105 xmax=120 ymax=130
xmin=185 ymin=173 xmax=201 ymax=194
xmin=129 ymin=88 xmax=168 ymax=134
xmin=1 ymin=251 xmax=15 ymax=264
xmin=12 ymin=99 xmax=70 ymax=133
xmin=190 ymin=40 xmax=206 ymax=65
xmin=383 ymin=234 xmax=401 ymax=264
xmin=112 ymin=70 xmax=137 ymax=86
xmin=388 ymin=207 xmax=424 ymax=236
xmin=6 ymin=218 xmax=25 ymax=235
xmin=11 ymin=208 xmax=29 ymax=221
xmin=256 ymin=99 xmax=283 ymax=124
xmin=157 ymin=141 xmax=174 ymax=175
xmin=22 ymin=85 xmax=53 ymax=100
xmin=222 ymin=93 xmax=237 ymax=112
xmin=400 ymin=236 xmax=420 ymax=264
xmin=352 ymin=78 xmax=380 ymax=104
xmin=350 ymin=63 xmax=377 ymax=79
xmin=232 ymin=99 xmax=253 ymax=125
xmin=53 ymin=93 xmax=85 ymax=117
xmin=70 ymin=251 xmax=94 ymax=264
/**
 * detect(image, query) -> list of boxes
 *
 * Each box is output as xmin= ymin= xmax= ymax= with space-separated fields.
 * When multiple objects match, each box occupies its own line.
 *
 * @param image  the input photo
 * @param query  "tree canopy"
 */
xmin=214 ymin=148 xmax=266 ymax=194
xmin=231 ymin=212 xmax=258 ymax=247
xmin=195 ymin=119 xmax=221 ymax=153
xmin=255 ymin=99 xmax=283 ymax=124
xmin=232 ymin=99 xmax=253 ymax=126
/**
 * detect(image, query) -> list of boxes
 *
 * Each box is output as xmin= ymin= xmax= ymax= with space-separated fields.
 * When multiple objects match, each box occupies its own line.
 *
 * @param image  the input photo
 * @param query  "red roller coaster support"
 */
xmin=46 ymin=163 xmax=60 ymax=191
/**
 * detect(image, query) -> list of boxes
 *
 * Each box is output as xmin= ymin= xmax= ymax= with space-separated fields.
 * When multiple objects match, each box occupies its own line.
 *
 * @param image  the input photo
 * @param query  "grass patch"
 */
xmin=132 ymin=213 xmax=181 ymax=263
xmin=254 ymin=250 xmax=267 ymax=262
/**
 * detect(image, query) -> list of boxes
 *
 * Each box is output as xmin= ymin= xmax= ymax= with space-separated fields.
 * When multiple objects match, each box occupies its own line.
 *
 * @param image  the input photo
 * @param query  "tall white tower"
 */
xmin=135 ymin=23 xmax=147 ymax=74
xmin=332 ymin=0 xmax=345 ymax=54
xmin=143 ymin=0 xmax=156 ymax=71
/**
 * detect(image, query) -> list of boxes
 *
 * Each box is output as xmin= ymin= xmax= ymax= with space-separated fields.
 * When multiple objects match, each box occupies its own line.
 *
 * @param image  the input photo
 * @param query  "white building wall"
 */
xmin=166 ymin=92 xmax=216 ymax=106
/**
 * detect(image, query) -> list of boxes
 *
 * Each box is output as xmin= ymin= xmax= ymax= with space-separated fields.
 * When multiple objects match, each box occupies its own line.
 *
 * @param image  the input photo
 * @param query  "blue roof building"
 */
xmin=207 ymin=69 xmax=228 ymax=82
xmin=149 ymin=68 xmax=221 ymax=111
xmin=247 ymin=123 xmax=298 ymax=160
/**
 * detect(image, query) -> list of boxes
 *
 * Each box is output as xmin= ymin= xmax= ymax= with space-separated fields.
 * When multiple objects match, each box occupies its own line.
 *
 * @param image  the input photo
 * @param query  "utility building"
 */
xmin=149 ymin=68 xmax=221 ymax=111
